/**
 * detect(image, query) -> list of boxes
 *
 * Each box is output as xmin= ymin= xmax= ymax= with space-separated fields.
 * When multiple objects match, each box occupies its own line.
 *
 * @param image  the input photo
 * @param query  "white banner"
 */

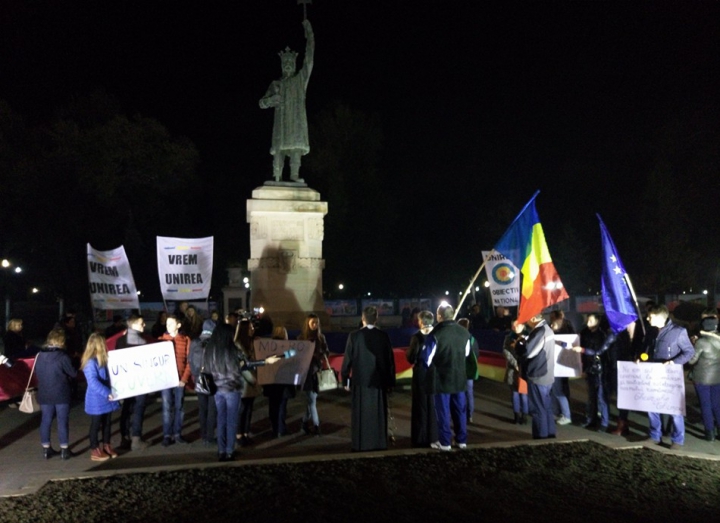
xmin=482 ymin=251 xmax=520 ymax=307
xmin=156 ymin=236 xmax=214 ymax=301
xmin=553 ymin=334 xmax=583 ymax=378
xmin=87 ymin=244 xmax=140 ymax=310
xmin=108 ymin=341 xmax=179 ymax=400
xmin=617 ymin=361 xmax=686 ymax=416
xmin=254 ymin=338 xmax=315 ymax=386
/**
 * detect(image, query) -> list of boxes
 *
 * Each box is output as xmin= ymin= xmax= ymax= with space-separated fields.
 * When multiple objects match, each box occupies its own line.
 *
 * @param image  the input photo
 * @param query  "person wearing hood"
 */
xmin=688 ymin=311 xmax=720 ymax=441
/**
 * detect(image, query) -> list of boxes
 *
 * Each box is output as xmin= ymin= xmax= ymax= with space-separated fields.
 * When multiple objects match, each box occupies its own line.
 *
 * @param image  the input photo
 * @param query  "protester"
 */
xmin=116 ymin=314 xmax=149 ymax=450
xmin=104 ymin=316 xmax=125 ymax=339
xmin=687 ymin=310 xmax=720 ymax=441
xmin=341 ymin=306 xmax=396 ymax=451
xmin=201 ymin=310 xmax=220 ymax=340
xmin=263 ymin=325 xmax=296 ymax=438
xmin=81 ymin=333 xmax=120 ymax=461
xmin=405 ymin=310 xmax=437 ymax=447
xmin=151 ymin=310 xmax=168 ymax=338
xmin=3 ymin=319 xmax=29 ymax=359
xmin=204 ymin=323 xmax=279 ymax=461
xmin=297 ymin=313 xmax=330 ymax=436
xmin=235 ymin=319 xmax=261 ymax=445
xmin=182 ymin=305 xmax=204 ymax=340
xmin=420 ymin=303 xmax=471 ymax=451
xmin=188 ymin=334 xmax=217 ymax=446
xmin=549 ymin=310 xmax=573 ymax=425
xmin=159 ymin=315 xmax=192 ymax=446
xmin=519 ymin=313 xmax=556 ymax=440
xmin=642 ymin=305 xmax=695 ymax=449
xmin=457 ymin=318 xmax=480 ymax=424
xmin=503 ymin=320 xmax=529 ymax=425
xmin=574 ymin=313 xmax=610 ymax=432
xmin=35 ymin=328 xmax=77 ymax=459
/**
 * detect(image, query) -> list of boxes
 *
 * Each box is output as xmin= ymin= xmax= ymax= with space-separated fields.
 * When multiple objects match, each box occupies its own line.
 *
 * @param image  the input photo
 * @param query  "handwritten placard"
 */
xmin=108 ymin=341 xmax=179 ymax=400
xmin=617 ymin=361 xmax=686 ymax=416
xmin=254 ymin=338 xmax=315 ymax=386
xmin=553 ymin=334 xmax=582 ymax=378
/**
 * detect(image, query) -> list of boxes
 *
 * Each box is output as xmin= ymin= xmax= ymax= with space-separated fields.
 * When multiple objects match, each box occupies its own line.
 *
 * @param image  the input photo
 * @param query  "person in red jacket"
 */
xmin=159 ymin=315 xmax=192 ymax=446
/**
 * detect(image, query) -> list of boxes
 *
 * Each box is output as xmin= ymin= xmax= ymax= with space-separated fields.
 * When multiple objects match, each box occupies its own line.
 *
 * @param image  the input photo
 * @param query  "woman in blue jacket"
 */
xmin=81 ymin=333 xmax=120 ymax=461
xmin=35 ymin=328 xmax=77 ymax=459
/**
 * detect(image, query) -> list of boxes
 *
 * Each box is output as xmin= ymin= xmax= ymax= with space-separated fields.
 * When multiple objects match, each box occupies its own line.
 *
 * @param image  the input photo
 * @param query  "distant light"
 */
xmin=244 ymin=282 xmax=250 ymax=289
xmin=367 ymin=292 xmax=371 ymax=296
xmin=243 ymin=277 xmax=249 ymax=284
xmin=1 ymin=259 xmax=9 ymax=268
xmin=484 ymin=281 xmax=490 ymax=288
xmin=475 ymin=286 xmax=480 ymax=292
xmin=14 ymin=267 xmax=22 ymax=274
xmin=703 ymin=289 xmax=708 ymax=295
xmin=338 ymin=283 xmax=344 ymax=290
xmin=257 ymin=307 xmax=265 ymax=314
xmin=136 ymin=290 xmax=141 ymax=295
xmin=458 ymin=291 xmax=462 ymax=295
xmin=440 ymin=301 xmax=450 ymax=308
xmin=32 ymin=288 xmax=39 ymax=294
xmin=445 ymin=291 xmax=449 ymax=296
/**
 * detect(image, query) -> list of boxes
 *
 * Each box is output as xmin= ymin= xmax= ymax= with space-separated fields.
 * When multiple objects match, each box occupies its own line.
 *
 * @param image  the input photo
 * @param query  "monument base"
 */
xmin=247 ymin=184 xmax=329 ymax=331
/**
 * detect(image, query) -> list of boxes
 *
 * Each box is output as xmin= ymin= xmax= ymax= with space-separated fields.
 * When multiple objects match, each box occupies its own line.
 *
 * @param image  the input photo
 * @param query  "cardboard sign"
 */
xmin=617 ymin=361 xmax=686 ymax=416
xmin=108 ymin=341 xmax=179 ymax=400
xmin=553 ymin=334 xmax=582 ymax=378
xmin=254 ymin=338 xmax=315 ymax=386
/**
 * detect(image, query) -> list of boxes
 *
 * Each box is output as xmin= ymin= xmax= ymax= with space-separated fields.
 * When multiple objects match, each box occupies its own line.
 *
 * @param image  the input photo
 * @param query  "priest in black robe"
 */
xmin=341 ymin=306 xmax=396 ymax=451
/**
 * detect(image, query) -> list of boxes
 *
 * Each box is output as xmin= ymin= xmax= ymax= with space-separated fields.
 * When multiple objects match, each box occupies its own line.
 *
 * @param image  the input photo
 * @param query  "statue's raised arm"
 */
xmin=259 ymin=20 xmax=315 ymax=184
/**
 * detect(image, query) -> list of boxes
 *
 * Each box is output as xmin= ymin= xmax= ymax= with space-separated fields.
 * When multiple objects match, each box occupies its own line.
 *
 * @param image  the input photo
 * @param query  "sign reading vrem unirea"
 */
xmin=156 ymin=236 xmax=214 ymax=300
xmin=87 ymin=244 xmax=140 ymax=310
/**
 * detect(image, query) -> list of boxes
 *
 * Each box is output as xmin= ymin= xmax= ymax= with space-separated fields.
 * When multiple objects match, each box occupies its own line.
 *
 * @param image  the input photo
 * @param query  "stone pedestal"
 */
xmin=247 ymin=184 xmax=328 ymax=330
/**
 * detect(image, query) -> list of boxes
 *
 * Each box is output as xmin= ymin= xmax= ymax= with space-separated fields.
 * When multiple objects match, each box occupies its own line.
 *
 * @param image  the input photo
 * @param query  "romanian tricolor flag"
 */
xmin=493 ymin=191 xmax=569 ymax=324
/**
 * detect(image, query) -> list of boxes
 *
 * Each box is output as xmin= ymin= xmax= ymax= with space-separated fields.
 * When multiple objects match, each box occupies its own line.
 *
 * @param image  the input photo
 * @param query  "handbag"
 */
xmin=195 ymin=372 xmax=217 ymax=395
xmin=19 ymin=355 xmax=40 ymax=414
xmin=195 ymin=347 xmax=217 ymax=395
xmin=317 ymin=354 xmax=339 ymax=392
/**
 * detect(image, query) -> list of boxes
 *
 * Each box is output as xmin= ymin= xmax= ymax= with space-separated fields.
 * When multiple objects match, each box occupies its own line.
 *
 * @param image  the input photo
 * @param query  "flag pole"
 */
xmin=624 ymin=273 xmax=646 ymax=338
xmin=454 ymin=250 xmax=495 ymax=320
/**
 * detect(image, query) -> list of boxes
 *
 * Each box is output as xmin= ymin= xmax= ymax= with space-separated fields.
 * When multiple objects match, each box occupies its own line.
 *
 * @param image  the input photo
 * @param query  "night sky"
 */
xmin=1 ymin=1 xmax=718 ymax=306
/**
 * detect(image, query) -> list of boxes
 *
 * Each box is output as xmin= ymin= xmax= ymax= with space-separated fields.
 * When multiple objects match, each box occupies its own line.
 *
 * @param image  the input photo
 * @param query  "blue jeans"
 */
xmin=434 ymin=392 xmax=467 ymax=446
xmin=528 ymin=382 xmax=556 ymax=439
xmin=695 ymin=383 xmax=720 ymax=433
xmin=198 ymin=393 xmax=217 ymax=441
xmin=161 ymin=386 xmax=185 ymax=437
xmin=215 ymin=390 xmax=241 ymax=455
xmin=465 ymin=379 xmax=475 ymax=420
xmin=40 ymin=404 xmax=70 ymax=447
xmin=303 ymin=391 xmax=319 ymax=426
xmin=648 ymin=412 xmax=685 ymax=444
xmin=512 ymin=391 xmax=529 ymax=414
xmin=552 ymin=377 xmax=571 ymax=419
xmin=585 ymin=375 xmax=609 ymax=427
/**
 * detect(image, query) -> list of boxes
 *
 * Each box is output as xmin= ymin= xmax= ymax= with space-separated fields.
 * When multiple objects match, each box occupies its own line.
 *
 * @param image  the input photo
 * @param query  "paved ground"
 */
xmin=2 ymin=376 xmax=720 ymax=498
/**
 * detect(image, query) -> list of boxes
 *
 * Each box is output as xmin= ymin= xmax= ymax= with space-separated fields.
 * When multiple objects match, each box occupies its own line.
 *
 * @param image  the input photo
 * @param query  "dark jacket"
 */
xmin=204 ymin=345 xmax=244 ymax=393
xmin=341 ymin=325 xmax=395 ymax=390
xmin=579 ymin=326 xmax=607 ymax=375
xmin=648 ymin=321 xmax=694 ymax=364
xmin=34 ymin=347 xmax=77 ymax=405
xmin=521 ymin=320 xmax=555 ymax=386
xmin=421 ymin=320 xmax=470 ymax=394
xmin=688 ymin=331 xmax=720 ymax=385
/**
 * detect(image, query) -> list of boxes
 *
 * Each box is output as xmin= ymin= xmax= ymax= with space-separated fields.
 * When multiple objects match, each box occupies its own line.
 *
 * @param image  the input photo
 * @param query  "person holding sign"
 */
xmin=158 ymin=316 xmax=192 ymax=446
xmin=116 ymin=314 xmax=150 ymax=451
xmin=643 ymin=305 xmax=695 ymax=449
xmin=81 ymin=334 xmax=120 ymax=461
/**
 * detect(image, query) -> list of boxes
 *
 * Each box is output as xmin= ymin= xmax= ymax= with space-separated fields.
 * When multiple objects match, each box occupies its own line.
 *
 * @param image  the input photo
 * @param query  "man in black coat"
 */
xmin=341 ymin=306 xmax=396 ymax=451
xmin=421 ymin=303 xmax=471 ymax=451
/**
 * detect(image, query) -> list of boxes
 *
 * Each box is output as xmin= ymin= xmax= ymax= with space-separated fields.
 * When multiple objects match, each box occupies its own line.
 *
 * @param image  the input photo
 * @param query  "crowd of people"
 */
xmin=2 ymin=298 xmax=719 ymax=463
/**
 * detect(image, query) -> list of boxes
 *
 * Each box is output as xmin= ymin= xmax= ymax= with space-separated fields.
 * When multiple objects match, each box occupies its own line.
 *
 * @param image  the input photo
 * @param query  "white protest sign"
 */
xmin=87 ymin=244 xmax=140 ymax=310
xmin=254 ymin=338 xmax=315 ymax=386
xmin=552 ymin=334 xmax=582 ymax=378
xmin=108 ymin=341 xmax=179 ymax=400
xmin=617 ymin=361 xmax=686 ymax=416
xmin=482 ymin=251 xmax=520 ymax=307
xmin=156 ymin=236 xmax=214 ymax=300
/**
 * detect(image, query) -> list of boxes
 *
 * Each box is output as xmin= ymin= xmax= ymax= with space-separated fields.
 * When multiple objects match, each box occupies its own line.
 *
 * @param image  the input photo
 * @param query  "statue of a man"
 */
xmin=259 ymin=20 xmax=315 ymax=183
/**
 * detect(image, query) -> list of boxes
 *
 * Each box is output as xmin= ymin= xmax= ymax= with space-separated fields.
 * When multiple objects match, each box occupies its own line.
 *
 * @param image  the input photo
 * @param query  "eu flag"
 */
xmin=598 ymin=214 xmax=638 ymax=333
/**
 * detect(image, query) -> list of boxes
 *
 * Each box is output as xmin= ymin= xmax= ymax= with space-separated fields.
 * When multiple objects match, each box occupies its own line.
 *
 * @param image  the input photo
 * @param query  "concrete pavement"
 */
xmin=2 ymin=377 xmax=720 ymax=497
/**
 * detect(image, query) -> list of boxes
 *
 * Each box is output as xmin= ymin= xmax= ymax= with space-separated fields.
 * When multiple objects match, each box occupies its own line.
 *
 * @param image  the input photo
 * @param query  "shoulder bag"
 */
xmin=317 ymin=354 xmax=339 ymax=392
xmin=19 ymin=355 xmax=41 ymax=414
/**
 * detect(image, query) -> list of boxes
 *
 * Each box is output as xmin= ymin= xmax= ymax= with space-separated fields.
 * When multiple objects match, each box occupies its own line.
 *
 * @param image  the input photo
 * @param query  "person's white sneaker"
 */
xmin=430 ymin=441 xmax=452 ymax=451
xmin=556 ymin=416 xmax=572 ymax=425
xmin=457 ymin=443 xmax=467 ymax=449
